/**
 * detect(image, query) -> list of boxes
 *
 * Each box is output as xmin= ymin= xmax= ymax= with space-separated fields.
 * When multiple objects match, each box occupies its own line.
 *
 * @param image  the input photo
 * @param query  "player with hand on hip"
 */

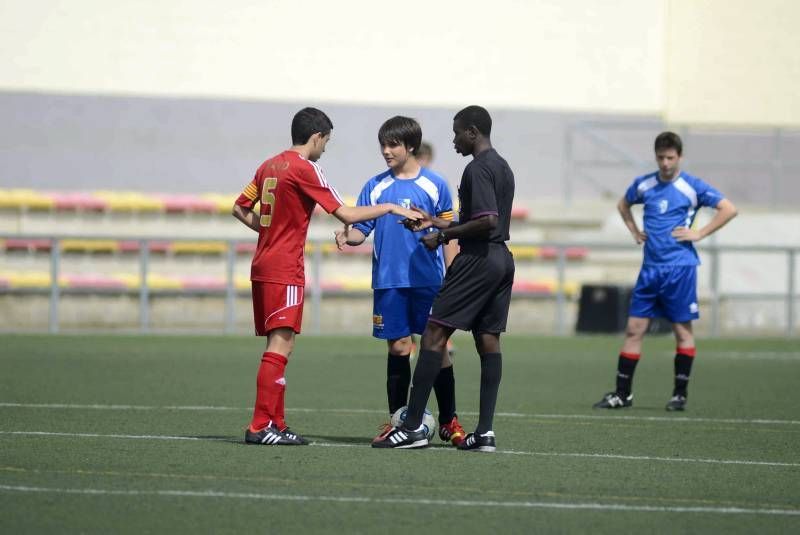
xmin=593 ymin=131 xmax=737 ymax=412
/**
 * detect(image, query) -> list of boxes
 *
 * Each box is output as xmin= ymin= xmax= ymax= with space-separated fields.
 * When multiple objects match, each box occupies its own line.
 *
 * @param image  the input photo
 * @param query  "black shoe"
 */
xmin=457 ymin=431 xmax=496 ymax=452
xmin=592 ymin=391 xmax=633 ymax=409
xmin=665 ymin=394 xmax=687 ymax=411
xmin=245 ymin=423 xmax=303 ymax=445
xmin=371 ymin=425 xmax=429 ymax=449
xmin=281 ymin=427 xmax=310 ymax=445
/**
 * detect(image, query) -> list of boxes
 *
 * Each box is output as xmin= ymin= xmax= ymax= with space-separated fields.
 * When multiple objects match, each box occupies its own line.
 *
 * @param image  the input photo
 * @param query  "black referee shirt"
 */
xmin=456 ymin=148 xmax=515 ymax=249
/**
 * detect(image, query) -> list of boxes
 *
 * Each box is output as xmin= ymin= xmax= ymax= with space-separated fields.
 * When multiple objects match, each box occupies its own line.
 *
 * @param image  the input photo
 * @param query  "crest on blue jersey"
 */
xmin=658 ymin=199 xmax=669 ymax=214
xmin=399 ymin=198 xmax=412 ymax=209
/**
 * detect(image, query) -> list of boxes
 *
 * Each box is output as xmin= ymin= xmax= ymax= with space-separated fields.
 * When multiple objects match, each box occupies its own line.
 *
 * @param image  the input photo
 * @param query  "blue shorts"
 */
xmin=629 ymin=265 xmax=699 ymax=323
xmin=373 ymin=287 xmax=439 ymax=340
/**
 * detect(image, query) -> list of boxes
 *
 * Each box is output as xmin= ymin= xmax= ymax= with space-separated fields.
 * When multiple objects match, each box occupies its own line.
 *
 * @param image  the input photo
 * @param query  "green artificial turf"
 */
xmin=1 ymin=334 xmax=798 ymax=534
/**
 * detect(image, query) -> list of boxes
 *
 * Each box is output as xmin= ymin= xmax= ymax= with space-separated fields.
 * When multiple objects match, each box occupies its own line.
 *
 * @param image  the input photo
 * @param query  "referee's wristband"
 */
xmin=437 ymin=230 xmax=449 ymax=245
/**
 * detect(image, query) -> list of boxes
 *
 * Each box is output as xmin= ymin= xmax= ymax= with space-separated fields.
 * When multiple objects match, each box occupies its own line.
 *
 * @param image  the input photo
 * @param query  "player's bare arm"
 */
xmin=232 ymin=203 xmax=260 ymax=232
xmin=418 ymin=214 xmax=497 ymax=251
xmin=617 ymin=197 xmax=646 ymax=244
xmin=334 ymin=225 xmax=366 ymax=250
xmin=672 ymin=198 xmax=738 ymax=242
xmin=333 ymin=203 xmax=421 ymax=225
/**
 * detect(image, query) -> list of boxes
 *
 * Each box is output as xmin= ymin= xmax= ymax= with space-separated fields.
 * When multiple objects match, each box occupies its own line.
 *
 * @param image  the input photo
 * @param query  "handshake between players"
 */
xmin=335 ymin=205 xmax=451 ymax=252
xmin=400 ymin=206 xmax=450 ymax=251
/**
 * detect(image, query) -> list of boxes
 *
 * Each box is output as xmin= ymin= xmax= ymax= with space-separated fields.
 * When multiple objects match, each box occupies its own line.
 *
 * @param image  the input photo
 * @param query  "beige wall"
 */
xmin=1 ymin=0 xmax=797 ymax=125
xmin=0 ymin=0 xmax=664 ymax=113
xmin=665 ymin=0 xmax=800 ymax=126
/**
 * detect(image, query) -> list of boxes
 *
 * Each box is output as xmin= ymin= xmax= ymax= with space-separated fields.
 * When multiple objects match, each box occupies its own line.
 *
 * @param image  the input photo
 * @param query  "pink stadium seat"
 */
xmin=4 ymin=238 xmax=52 ymax=252
xmin=539 ymin=246 xmax=589 ymax=260
xmin=178 ymin=276 xmax=226 ymax=291
xmin=51 ymin=192 xmax=109 ymax=211
xmin=512 ymin=280 xmax=555 ymax=295
xmin=338 ymin=244 xmax=373 ymax=255
xmin=317 ymin=281 xmax=345 ymax=292
xmin=510 ymin=206 xmax=529 ymax=219
xmin=117 ymin=240 xmax=173 ymax=253
xmin=235 ymin=242 xmax=257 ymax=254
xmin=158 ymin=194 xmax=218 ymax=214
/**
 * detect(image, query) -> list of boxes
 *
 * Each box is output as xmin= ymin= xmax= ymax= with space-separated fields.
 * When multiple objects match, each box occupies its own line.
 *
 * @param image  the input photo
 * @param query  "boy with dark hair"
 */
xmin=372 ymin=105 xmax=516 ymax=452
xmin=232 ymin=107 xmax=421 ymax=446
xmin=335 ymin=116 xmax=465 ymax=446
xmin=593 ymin=131 xmax=737 ymax=411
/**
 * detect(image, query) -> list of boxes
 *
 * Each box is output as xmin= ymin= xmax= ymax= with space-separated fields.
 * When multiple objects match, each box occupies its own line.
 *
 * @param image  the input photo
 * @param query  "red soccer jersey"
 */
xmin=235 ymin=150 xmax=344 ymax=285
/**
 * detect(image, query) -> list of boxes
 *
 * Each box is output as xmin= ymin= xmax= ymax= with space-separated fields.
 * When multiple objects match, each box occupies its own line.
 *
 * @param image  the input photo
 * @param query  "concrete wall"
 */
xmin=1 ymin=1 xmax=797 ymax=202
xmin=3 ymin=1 xmax=797 ymax=125
xmin=0 ymin=0 xmax=665 ymax=114
xmin=665 ymin=0 xmax=800 ymax=126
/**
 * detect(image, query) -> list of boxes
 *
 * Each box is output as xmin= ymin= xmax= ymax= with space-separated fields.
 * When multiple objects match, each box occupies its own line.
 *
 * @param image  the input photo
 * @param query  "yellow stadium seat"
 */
xmin=200 ymin=193 xmax=239 ymax=214
xmin=145 ymin=274 xmax=183 ymax=290
xmin=115 ymin=273 xmax=143 ymax=290
xmin=93 ymin=191 xmax=163 ymax=212
xmin=61 ymin=239 xmax=120 ymax=253
xmin=0 ymin=189 xmax=55 ymax=211
xmin=170 ymin=241 xmax=227 ymax=255
xmin=508 ymin=245 xmax=541 ymax=259
xmin=3 ymin=271 xmax=53 ymax=289
xmin=338 ymin=277 xmax=372 ymax=291
xmin=235 ymin=276 xmax=251 ymax=291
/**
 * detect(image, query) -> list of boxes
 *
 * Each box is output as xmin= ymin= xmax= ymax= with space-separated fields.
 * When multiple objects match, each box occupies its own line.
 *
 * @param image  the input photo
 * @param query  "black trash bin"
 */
xmin=576 ymin=284 xmax=672 ymax=334
xmin=575 ymin=284 xmax=631 ymax=333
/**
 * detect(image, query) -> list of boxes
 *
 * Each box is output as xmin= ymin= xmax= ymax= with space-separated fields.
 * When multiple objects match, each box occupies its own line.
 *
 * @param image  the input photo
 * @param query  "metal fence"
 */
xmin=2 ymin=234 xmax=797 ymax=337
xmin=564 ymin=121 xmax=800 ymax=207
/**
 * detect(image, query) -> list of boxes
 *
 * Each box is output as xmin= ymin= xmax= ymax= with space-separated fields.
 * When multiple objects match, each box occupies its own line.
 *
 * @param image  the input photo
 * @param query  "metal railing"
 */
xmin=564 ymin=121 xmax=800 ymax=207
xmin=2 ymin=234 xmax=797 ymax=337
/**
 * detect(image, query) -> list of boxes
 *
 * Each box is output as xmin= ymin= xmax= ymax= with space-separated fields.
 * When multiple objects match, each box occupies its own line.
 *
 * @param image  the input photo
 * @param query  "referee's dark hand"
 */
xmin=420 ymin=232 xmax=440 ymax=251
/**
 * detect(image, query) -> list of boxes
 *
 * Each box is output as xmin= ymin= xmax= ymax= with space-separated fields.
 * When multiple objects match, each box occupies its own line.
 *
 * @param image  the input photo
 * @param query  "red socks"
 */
xmin=250 ymin=352 xmax=288 ymax=432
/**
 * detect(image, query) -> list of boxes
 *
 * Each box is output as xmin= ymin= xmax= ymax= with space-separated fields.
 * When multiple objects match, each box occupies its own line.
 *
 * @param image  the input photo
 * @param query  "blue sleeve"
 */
xmin=694 ymin=178 xmax=724 ymax=208
xmin=624 ymin=179 xmax=641 ymax=205
xmin=352 ymin=181 xmax=375 ymax=236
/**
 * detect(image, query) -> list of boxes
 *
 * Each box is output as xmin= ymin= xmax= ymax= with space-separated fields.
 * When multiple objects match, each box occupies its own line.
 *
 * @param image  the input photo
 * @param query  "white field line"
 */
xmin=701 ymin=351 xmax=800 ymax=361
xmin=2 ymin=430 xmax=799 ymax=468
xmin=0 ymin=484 xmax=797 ymax=516
xmin=1 ymin=402 xmax=799 ymax=426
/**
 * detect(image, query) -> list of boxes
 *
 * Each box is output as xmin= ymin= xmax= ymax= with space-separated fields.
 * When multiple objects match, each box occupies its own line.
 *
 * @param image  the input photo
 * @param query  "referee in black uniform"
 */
xmin=373 ymin=105 xmax=515 ymax=451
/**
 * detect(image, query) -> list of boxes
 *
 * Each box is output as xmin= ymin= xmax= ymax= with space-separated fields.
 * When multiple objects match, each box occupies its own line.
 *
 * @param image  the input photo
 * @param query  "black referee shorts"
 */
xmin=430 ymin=243 xmax=515 ymax=334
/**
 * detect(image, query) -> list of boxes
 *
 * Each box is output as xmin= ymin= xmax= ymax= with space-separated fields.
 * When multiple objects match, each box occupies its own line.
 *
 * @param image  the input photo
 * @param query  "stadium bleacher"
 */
xmin=2 ymin=185 xmax=796 ymax=335
xmin=0 ymin=187 xmax=586 ymax=299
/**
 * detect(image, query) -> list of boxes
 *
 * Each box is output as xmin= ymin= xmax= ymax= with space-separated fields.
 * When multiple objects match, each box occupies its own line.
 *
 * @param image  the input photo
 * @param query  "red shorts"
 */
xmin=252 ymin=281 xmax=304 ymax=335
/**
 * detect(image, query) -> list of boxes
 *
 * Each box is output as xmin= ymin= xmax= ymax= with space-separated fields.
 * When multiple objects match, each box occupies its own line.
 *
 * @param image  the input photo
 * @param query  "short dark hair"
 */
xmin=291 ymin=107 xmax=333 ymax=145
xmin=454 ymin=105 xmax=492 ymax=136
xmin=378 ymin=116 xmax=422 ymax=154
xmin=654 ymin=131 xmax=683 ymax=156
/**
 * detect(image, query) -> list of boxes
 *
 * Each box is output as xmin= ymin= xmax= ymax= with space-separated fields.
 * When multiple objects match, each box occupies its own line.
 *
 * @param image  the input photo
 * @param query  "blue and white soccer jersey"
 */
xmin=353 ymin=167 xmax=454 ymax=339
xmin=625 ymin=172 xmax=724 ymax=323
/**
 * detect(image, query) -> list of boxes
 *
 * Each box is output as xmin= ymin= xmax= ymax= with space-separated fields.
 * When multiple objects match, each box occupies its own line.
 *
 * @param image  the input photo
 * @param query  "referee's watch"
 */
xmin=437 ymin=230 xmax=449 ymax=245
